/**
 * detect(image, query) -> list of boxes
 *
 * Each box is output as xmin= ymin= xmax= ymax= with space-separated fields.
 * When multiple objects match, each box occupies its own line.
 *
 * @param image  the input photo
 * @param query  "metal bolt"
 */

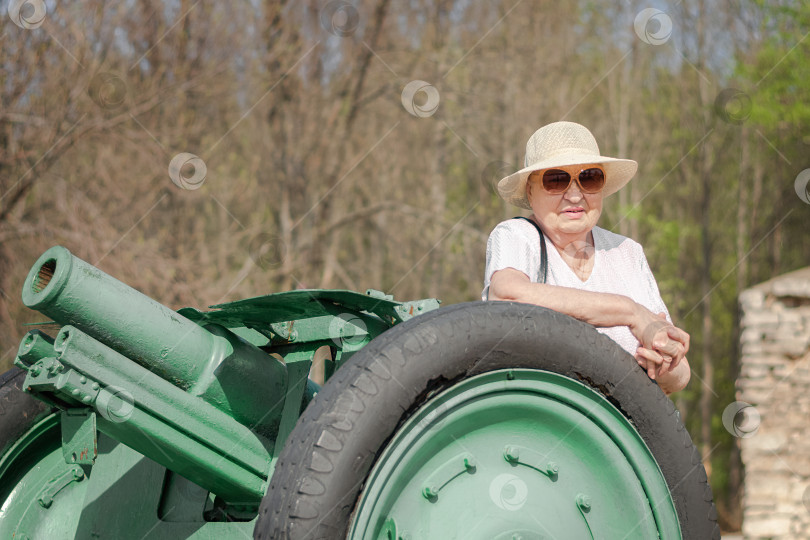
xmin=547 ymin=461 xmax=559 ymax=475
xmin=422 ymin=485 xmax=438 ymax=499
xmin=576 ymin=493 xmax=592 ymax=511
xmin=46 ymin=360 xmax=63 ymax=375
xmin=504 ymin=446 xmax=519 ymax=462
xmin=463 ymin=456 xmax=476 ymax=471
xmin=30 ymin=366 xmax=41 ymax=377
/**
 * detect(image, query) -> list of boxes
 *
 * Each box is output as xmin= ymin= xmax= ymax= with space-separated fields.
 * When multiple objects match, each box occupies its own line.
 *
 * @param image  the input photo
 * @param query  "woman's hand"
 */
xmin=632 ymin=311 xmax=689 ymax=380
xmin=634 ymin=346 xmax=667 ymax=380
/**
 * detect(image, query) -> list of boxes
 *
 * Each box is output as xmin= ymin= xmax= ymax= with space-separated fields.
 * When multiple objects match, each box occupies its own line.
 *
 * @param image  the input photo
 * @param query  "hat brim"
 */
xmin=497 ymin=154 xmax=638 ymax=209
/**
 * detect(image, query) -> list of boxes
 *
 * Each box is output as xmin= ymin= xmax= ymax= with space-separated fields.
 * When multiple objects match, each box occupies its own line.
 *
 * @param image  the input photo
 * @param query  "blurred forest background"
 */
xmin=1 ymin=0 xmax=809 ymax=531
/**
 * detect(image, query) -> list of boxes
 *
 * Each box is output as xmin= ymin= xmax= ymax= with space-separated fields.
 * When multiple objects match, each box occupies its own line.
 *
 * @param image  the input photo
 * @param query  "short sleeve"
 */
xmin=481 ymin=221 xmax=541 ymax=300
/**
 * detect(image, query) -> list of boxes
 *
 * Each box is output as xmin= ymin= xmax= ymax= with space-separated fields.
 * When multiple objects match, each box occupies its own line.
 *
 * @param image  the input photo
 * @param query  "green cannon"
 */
xmin=0 ymin=246 xmax=720 ymax=539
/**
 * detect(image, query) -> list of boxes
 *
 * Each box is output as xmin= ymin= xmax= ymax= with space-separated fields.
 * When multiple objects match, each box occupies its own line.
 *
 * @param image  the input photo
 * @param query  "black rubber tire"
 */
xmin=0 ymin=367 xmax=58 ymax=501
xmin=254 ymin=302 xmax=720 ymax=539
xmin=0 ymin=367 xmax=53 ymax=453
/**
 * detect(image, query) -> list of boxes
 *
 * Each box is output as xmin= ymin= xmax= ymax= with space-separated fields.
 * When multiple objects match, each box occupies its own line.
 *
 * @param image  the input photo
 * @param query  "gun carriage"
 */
xmin=0 ymin=246 xmax=719 ymax=539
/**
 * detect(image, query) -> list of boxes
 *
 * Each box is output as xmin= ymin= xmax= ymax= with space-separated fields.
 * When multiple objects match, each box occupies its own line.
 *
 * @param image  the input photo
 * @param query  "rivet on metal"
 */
xmin=463 ymin=456 xmax=476 ymax=471
xmin=503 ymin=446 xmax=519 ymax=463
xmin=381 ymin=517 xmax=397 ymax=539
xmin=91 ymin=382 xmax=99 ymax=390
xmin=576 ymin=493 xmax=592 ymax=511
xmin=506 ymin=370 xmax=515 ymax=380
xmin=422 ymin=485 xmax=438 ymax=500
xmin=80 ymin=376 xmax=87 ymax=384
xmin=547 ymin=461 xmax=559 ymax=475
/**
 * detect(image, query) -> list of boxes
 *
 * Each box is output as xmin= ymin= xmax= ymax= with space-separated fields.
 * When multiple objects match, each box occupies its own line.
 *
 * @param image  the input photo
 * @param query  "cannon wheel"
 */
xmin=255 ymin=302 xmax=719 ymax=539
xmin=0 ymin=367 xmax=83 ymax=538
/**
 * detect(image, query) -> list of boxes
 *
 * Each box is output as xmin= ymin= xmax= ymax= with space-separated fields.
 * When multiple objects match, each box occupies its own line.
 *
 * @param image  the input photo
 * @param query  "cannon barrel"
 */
xmin=29 ymin=324 xmax=272 ymax=502
xmin=21 ymin=246 xmax=288 ymax=439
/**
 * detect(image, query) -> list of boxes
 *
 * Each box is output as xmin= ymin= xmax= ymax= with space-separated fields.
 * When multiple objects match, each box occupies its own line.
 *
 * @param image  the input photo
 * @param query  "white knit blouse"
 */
xmin=482 ymin=219 xmax=671 ymax=356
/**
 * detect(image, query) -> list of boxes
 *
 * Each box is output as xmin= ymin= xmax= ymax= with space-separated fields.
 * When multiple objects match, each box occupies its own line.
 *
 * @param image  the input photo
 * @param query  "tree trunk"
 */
xmin=694 ymin=0 xmax=714 ymax=473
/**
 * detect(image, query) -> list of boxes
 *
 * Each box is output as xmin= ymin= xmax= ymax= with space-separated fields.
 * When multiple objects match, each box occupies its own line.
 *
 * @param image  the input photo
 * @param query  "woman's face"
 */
xmin=526 ymin=166 xmax=604 ymax=240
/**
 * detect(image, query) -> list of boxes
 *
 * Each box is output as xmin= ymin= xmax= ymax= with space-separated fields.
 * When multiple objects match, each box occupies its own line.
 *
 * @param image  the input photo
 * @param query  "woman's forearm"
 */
xmin=489 ymin=268 xmax=642 ymax=330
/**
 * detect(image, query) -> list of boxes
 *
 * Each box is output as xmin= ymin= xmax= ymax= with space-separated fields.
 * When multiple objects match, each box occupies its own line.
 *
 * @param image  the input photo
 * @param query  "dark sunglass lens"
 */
xmin=578 ymin=168 xmax=605 ymax=192
xmin=542 ymin=169 xmax=571 ymax=193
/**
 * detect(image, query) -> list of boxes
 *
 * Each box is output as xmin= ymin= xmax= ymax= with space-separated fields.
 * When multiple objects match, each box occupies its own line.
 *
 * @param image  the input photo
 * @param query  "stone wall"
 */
xmin=739 ymin=267 xmax=810 ymax=539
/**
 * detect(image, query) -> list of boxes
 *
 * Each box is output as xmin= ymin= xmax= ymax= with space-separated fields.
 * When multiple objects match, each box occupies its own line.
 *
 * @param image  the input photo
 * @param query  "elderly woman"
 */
xmin=483 ymin=121 xmax=690 ymax=395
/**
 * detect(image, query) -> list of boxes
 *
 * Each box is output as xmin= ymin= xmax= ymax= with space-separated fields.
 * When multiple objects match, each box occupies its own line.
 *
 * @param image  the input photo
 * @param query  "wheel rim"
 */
xmin=349 ymin=369 xmax=681 ymax=540
xmin=0 ymin=413 xmax=88 ymax=539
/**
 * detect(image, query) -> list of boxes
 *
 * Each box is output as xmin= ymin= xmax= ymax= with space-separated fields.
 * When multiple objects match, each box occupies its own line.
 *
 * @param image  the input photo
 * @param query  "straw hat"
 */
xmin=498 ymin=121 xmax=638 ymax=209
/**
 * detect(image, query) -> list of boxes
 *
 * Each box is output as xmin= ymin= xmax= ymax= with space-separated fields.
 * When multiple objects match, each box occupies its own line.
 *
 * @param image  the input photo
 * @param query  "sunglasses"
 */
xmin=532 ymin=166 xmax=606 ymax=194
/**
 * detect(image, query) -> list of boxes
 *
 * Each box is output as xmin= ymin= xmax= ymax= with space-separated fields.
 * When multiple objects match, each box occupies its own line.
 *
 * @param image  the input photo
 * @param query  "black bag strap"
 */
xmin=512 ymin=217 xmax=548 ymax=284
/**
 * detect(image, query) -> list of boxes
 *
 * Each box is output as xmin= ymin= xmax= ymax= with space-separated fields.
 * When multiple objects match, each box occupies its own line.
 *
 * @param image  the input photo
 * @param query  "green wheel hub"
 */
xmin=0 ymin=413 xmax=88 ymax=539
xmin=349 ymin=369 xmax=681 ymax=539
